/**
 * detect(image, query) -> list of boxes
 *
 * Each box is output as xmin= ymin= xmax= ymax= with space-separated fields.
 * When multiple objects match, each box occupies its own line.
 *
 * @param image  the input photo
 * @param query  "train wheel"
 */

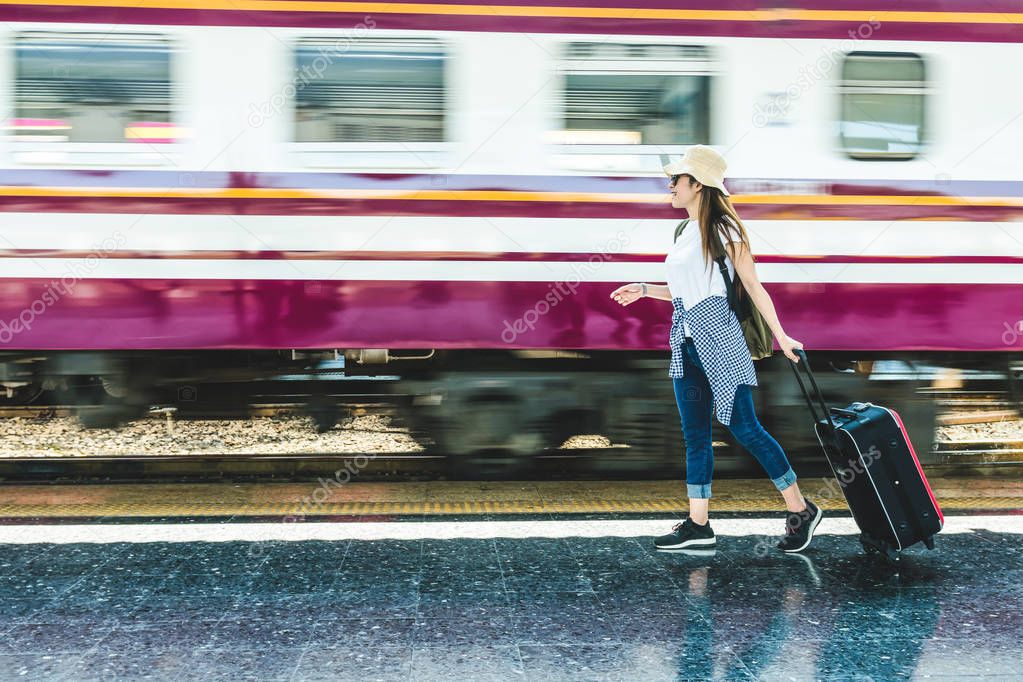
xmin=305 ymin=394 xmax=345 ymax=433
xmin=604 ymin=392 xmax=684 ymax=478
xmin=394 ymin=398 xmax=539 ymax=480
xmin=59 ymin=375 xmax=149 ymax=429
xmin=443 ymin=399 xmax=540 ymax=479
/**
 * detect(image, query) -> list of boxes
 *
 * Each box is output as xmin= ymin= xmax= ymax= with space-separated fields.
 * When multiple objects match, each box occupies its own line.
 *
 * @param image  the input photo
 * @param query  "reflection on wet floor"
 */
xmin=0 ymin=516 xmax=1020 ymax=681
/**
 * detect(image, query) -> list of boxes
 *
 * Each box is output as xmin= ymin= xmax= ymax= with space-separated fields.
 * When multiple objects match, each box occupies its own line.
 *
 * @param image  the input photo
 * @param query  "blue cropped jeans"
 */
xmin=673 ymin=336 xmax=797 ymax=499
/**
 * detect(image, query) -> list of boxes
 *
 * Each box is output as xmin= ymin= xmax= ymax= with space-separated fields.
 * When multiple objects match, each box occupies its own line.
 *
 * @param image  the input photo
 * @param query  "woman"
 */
xmin=610 ymin=145 xmax=822 ymax=554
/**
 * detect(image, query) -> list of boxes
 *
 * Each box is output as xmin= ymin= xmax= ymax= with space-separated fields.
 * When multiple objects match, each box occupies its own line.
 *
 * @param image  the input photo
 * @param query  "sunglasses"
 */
xmin=669 ymin=173 xmax=686 ymax=186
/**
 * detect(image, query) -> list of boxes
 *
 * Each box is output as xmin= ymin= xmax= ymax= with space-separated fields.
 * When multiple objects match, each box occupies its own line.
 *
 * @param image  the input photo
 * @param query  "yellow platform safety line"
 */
xmin=0 ymin=478 xmax=1020 ymax=518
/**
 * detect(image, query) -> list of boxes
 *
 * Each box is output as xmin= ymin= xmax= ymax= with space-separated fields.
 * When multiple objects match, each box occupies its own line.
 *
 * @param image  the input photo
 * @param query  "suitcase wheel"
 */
xmin=859 ymin=532 xmax=900 ymax=563
xmin=859 ymin=531 xmax=882 ymax=554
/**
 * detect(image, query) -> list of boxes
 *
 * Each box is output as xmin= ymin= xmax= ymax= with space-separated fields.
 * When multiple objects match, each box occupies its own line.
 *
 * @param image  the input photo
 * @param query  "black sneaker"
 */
xmin=655 ymin=517 xmax=716 ymax=551
xmin=777 ymin=498 xmax=823 ymax=553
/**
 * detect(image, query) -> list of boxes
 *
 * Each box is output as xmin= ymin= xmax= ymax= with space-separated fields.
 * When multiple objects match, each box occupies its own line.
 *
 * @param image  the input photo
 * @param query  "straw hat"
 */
xmin=662 ymin=144 xmax=729 ymax=196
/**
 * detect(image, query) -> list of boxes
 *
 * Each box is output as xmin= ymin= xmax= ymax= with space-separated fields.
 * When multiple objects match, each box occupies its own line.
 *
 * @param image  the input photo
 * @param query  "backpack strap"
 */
xmin=714 ymin=254 xmax=739 ymax=318
xmin=675 ymin=217 xmax=742 ymax=319
xmin=709 ymin=223 xmax=740 ymax=318
xmin=672 ymin=218 xmax=690 ymax=243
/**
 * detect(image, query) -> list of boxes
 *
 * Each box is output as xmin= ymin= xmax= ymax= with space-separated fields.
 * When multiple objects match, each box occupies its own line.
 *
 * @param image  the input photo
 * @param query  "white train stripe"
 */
xmin=1 ymin=258 xmax=1022 ymax=283
xmin=0 ymin=214 xmax=1021 ymax=257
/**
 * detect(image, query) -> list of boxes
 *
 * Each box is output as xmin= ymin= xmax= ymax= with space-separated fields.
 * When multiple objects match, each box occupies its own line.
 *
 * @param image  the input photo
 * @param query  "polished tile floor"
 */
xmin=0 ymin=514 xmax=1020 ymax=681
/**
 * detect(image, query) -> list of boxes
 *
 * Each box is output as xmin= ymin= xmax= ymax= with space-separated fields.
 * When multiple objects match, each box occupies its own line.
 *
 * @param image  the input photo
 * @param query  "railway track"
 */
xmin=0 ymin=393 xmax=1016 ymax=423
xmin=1 ymin=440 xmax=1021 ymax=483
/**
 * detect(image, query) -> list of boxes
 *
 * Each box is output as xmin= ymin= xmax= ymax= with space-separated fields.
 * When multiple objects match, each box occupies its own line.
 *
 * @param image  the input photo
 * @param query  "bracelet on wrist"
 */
xmin=640 ymin=283 xmax=648 ymax=297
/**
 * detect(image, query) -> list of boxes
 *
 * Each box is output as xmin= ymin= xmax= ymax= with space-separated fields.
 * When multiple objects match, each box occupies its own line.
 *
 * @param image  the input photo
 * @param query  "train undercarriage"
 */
xmin=1 ymin=348 xmax=1019 ymax=478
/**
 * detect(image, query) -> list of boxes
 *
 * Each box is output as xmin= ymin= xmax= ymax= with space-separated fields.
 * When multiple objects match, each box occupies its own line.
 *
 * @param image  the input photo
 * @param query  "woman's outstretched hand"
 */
xmin=779 ymin=334 xmax=804 ymax=363
xmin=610 ymin=283 xmax=644 ymax=306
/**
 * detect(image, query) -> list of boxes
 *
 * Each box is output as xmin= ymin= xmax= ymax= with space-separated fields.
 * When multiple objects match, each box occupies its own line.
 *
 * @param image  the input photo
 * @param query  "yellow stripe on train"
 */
xmin=0 ymin=186 xmax=1021 ymax=207
xmin=0 ymin=0 xmax=1021 ymax=24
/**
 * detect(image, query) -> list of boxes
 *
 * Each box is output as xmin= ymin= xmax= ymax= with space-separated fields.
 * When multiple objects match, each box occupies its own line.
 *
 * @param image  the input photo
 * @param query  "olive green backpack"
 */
xmin=674 ymin=218 xmax=775 ymax=360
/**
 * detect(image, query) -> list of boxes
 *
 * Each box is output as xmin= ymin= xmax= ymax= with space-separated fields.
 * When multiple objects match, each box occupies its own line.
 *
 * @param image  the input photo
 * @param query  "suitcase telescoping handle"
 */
xmin=787 ymin=348 xmax=840 ymax=444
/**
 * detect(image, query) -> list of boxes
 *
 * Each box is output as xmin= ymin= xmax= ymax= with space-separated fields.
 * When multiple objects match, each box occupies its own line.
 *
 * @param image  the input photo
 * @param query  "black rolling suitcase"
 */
xmin=788 ymin=348 xmax=943 ymax=560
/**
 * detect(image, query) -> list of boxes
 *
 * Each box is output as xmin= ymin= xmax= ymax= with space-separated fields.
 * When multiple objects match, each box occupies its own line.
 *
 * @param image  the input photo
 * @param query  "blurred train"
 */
xmin=0 ymin=0 xmax=1021 ymax=475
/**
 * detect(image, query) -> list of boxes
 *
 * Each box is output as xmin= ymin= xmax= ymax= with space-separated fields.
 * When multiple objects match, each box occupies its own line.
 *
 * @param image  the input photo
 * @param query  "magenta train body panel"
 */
xmin=0 ymin=4 xmax=1020 ymax=354
xmin=0 ymin=279 xmax=1018 ymax=352
xmin=1 ymin=1 xmax=1022 ymax=43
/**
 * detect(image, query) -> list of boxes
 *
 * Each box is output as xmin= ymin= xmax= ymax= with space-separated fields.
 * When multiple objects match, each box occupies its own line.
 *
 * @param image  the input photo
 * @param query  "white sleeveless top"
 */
xmin=665 ymin=219 xmax=742 ymax=337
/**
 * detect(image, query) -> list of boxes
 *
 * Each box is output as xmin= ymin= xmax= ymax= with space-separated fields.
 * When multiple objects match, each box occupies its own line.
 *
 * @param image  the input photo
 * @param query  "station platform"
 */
xmin=1 ymin=476 xmax=1022 ymax=680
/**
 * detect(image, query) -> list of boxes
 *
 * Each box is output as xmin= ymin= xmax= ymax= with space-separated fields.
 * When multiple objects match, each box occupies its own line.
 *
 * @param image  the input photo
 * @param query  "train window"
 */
xmin=839 ymin=52 xmax=926 ymax=159
xmin=293 ymin=37 xmax=446 ymax=143
xmin=11 ymin=32 xmax=176 ymax=146
xmin=550 ymin=42 xmax=713 ymax=171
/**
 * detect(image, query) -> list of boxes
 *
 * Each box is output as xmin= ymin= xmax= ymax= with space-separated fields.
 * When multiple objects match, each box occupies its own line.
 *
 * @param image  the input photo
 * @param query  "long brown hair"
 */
xmin=684 ymin=175 xmax=756 ymax=297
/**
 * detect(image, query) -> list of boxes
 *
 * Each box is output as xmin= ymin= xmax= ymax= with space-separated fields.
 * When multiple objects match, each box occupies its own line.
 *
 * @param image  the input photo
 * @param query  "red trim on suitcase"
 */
xmin=883 ymin=406 xmax=944 ymax=527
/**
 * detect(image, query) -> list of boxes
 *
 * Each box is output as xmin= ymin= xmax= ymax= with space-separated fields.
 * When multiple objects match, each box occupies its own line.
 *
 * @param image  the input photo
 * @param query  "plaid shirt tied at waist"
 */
xmin=668 ymin=295 xmax=758 ymax=426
